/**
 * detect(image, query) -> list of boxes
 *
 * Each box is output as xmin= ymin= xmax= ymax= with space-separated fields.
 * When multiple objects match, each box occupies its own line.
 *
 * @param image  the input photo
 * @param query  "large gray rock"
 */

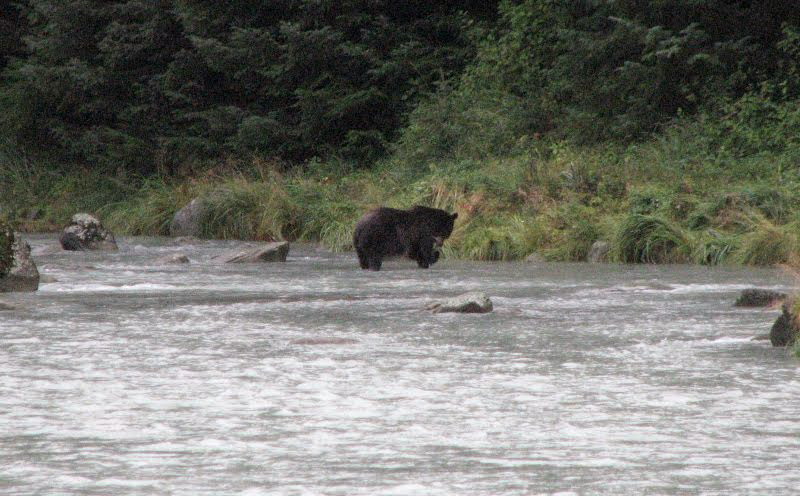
xmin=587 ymin=241 xmax=611 ymax=263
xmin=427 ymin=292 xmax=493 ymax=314
xmin=0 ymin=237 xmax=40 ymax=292
xmin=770 ymin=299 xmax=799 ymax=347
xmin=734 ymin=288 xmax=786 ymax=307
xmin=170 ymin=198 xmax=208 ymax=238
xmin=59 ymin=213 xmax=118 ymax=251
xmin=214 ymin=242 xmax=290 ymax=263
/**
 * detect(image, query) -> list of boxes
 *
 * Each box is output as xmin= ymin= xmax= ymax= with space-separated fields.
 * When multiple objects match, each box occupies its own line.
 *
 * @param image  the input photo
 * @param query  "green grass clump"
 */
xmin=197 ymin=177 xmax=301 ymax=241
xmin=734 ymin=219 xmax=800 ymax=266
xmin=690 ymin=230 xmax=739 ymax=266
xmin=612 ymin=214 xmax=690 ymax=264
xmin=102 ymin=179 xmax=193 ymax=236
xmin=448 ymin=215 xmax=520 ymax=261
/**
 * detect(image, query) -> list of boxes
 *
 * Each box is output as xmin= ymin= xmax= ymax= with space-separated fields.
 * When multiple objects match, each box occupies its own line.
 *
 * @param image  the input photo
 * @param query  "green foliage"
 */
xmin=734 ymin=219 xmax=800 ymax=266
xmin=450 ymin=213 xmax=548 ymax=261
xmin=541 ymin=203 xmax=601 ymax=261
xmin=690 ymin=230 xmax=738 ymax=266
xmin=1 ymin=0 xmax=488 ymax=170
xmin=101 ymin=178 xmax=191 ymax=236
xmin=612 ymin=214 xmax=690 ymax=264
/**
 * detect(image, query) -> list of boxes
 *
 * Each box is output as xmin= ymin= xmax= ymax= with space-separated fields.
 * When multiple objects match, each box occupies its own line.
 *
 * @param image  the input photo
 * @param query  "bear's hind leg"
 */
xmin=357 ymin=248 xmax=369 ymax=269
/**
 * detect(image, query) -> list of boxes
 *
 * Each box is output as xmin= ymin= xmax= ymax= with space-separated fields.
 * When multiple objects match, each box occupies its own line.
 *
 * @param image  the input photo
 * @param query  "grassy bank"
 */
xmin=2 ymin=117 xmax=800 ymax=268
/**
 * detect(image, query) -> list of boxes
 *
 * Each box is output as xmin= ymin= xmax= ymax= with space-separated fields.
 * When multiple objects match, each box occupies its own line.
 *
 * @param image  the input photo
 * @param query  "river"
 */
xmin=1 ymin=234 xmax=798 ymax=495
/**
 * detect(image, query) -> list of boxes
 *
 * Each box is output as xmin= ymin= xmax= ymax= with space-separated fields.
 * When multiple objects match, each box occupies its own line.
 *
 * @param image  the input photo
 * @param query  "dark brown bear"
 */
xmin=353 ymin=206 xmax=458 ymax=271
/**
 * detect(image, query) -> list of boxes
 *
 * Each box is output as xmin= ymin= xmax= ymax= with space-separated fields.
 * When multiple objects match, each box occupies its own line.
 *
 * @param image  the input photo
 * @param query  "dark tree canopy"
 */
xmin=1 ymin=1 xmax=798 ymax=173
xmin=0 ymin=0 xmax=491 ymax=172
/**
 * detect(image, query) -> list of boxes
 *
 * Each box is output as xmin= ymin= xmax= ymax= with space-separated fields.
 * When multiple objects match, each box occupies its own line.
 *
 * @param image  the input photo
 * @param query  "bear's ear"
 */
xmin=451 ymin=212 xmax=458 ymax=220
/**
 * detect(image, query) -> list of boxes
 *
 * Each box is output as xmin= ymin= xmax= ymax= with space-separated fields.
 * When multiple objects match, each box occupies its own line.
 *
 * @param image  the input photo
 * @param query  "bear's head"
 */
xmin=410 ymin=205 xmax=458 ymax=240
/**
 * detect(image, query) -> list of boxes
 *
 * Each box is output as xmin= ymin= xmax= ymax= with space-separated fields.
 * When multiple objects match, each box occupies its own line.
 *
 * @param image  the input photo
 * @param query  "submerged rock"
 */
xmin=0 ymin=302 xmax=15 ymax=311
xmin=587 ymin=241 xmax=611 ymax=263
xmin=770 ymin=299 xmax=799 ymax=347
xmin=59 ymin=213 xmax=118 ymax=251
xmin=173 ymin=236 xmax=202 ymax=245
xmin=155 ymin=253 xmax=190 ymax=264
xmin=214 ymin=242 xmax=290 ymax=263
xmin=0 ymin=236 xmax=40 ymax=292
xmin=170 ymin=198 xmax=208 ymax=238
xmin=734 ymin=288 xmax=786 ymax=307
xmin=427 ymin=292 xmax=493 ymax=314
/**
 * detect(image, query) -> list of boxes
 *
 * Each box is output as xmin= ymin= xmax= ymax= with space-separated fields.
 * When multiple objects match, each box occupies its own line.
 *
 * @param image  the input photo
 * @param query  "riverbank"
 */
xmin=3 ymin=121 xmax=800 ymax=267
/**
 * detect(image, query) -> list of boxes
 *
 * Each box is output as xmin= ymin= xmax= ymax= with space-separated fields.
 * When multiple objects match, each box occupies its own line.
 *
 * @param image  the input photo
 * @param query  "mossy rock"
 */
xmin=0 ymin=222 xmax=14 ymax=278
xmin=0 ymin=235 xmax=40 ymax=292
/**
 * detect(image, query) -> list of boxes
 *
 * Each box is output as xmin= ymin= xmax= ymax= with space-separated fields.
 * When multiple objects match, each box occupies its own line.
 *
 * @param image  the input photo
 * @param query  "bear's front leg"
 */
xmin=416 ymin=236 xmax=439 ymax=268
xmin=368 ymin=256 xmax=383 ymax=271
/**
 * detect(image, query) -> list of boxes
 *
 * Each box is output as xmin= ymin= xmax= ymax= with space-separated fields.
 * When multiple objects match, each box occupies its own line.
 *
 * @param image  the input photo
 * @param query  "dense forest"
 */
xmin=0 ymin=0 xmax=495 ymax=171
xmin=2 ymin=1 xmax=800 ymax=265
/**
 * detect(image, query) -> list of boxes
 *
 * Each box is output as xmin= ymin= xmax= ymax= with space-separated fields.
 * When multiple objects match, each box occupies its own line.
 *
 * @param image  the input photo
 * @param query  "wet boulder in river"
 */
xmin=59 ymin=213 xmax=118 ymax=251
xmin=214 ymin=242 xmax=290 ymax=263
xmin=170 ymin=198 xmax=208 ymax=238
xmin=0 ymin=235 xmax=40 ymax=292
xmin=734 ymin=288 xmax=786 ymax=307
xmin=587 ymin=241 xmax=611 ymax=263
xmin=427 ymin=292 xmax=493 ymax=314
xmin=770 ymin=299 xmax=799 ymax=347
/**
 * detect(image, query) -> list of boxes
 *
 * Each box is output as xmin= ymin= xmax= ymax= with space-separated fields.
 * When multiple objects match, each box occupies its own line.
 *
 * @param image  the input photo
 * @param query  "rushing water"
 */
xmin=1 ymin=234 xmax=799 ymax=495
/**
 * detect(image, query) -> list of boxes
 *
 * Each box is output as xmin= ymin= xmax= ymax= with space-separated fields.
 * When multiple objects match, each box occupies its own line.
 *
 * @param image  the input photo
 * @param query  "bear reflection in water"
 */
xmin=353 ymin=206 xmax=458 ymax=271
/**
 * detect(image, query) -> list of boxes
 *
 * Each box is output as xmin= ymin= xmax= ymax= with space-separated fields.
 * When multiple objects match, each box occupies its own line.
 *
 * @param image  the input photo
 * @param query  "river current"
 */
xmin=1 ymin=234 xmax=798 ymax=495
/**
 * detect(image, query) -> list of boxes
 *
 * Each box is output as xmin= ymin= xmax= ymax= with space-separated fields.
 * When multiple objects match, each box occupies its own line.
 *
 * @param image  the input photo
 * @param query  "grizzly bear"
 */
xmin=353 ymin=206 xmax=458 ymax=271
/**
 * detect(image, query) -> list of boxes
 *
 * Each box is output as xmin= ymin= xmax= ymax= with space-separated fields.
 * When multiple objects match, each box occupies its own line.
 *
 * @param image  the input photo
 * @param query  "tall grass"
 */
xmin=734 ymin=219 xmax=800 ymax=266
xmin=3 ymin=111 xmax=800 ymax=268
xmin=101 ymin=178 xmax=193 ymax=236
xmin=612 ymin=214 xmax=690 ymax=264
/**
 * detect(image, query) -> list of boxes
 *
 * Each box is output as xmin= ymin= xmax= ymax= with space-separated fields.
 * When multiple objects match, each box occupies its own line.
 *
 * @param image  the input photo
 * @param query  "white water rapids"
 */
xmin=1 ymin=235 xmax=799 ymax=495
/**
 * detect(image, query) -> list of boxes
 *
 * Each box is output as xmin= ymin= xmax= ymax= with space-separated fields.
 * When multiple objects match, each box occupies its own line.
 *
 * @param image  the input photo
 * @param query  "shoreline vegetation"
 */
xmin=3 ymin=108 xmax=800 ymax=268
xmin=0 ymin=1 xmax=798 ymax=269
